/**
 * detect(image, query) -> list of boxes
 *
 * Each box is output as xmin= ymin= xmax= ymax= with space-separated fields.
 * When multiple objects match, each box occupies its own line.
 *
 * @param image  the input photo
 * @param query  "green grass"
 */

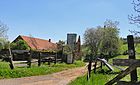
xmin=69 ymin=67 xmax=118 ymax=85
xmin=69 ymin=62 xmax=140 ymax=85
xmin=69 ymin=54 xmax=140 ymax=85
xmin=0 ymin=61 xmax=85 ymax=79
xmin=69 ymin=43 xmax=140 ymax=85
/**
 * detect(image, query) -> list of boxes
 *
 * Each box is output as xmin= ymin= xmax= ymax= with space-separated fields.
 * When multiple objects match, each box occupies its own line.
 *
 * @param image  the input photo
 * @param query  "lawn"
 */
xmin=0 ymin=61 xmax=85 ymax=79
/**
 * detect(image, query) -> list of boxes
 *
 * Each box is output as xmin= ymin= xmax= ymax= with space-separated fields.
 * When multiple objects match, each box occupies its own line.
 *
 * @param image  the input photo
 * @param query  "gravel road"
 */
xmin=0 ymin=66 xmax=87 ymax=85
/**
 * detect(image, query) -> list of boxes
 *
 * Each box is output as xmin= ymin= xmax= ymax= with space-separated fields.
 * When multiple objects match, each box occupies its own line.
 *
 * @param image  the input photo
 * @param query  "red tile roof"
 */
xmin=18 ymin=35 xmax=57 ymax=51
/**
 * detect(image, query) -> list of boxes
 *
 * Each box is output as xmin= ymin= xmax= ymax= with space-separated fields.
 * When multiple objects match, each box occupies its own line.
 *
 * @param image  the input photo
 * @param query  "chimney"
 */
xmin=49 ymin=39 xmax=51 ymax=42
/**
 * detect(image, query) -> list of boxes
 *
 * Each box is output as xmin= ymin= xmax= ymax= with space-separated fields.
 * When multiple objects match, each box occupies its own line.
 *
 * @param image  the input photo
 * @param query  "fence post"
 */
xmin=8 ymin=48 xmax=14 ymax=69
xmin=127 ymin=35 xmax=137 ymax=81
xmin=54 ymin=53 xmax=57 ymax=64
xmin=87 ymin=60 xmax=92 ymax=80
xmin=94 ymin=60 xmax=97 ymax=73
xmin=27 ymin=50 xmax=32 ymax=68
xmin=38 ymin=52 xmax=41 ymax=66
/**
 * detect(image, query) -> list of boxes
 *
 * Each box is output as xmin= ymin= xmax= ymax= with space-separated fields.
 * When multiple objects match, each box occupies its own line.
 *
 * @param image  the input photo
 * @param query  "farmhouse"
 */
xmin=12 ymin=35 xmax=57 ymax=52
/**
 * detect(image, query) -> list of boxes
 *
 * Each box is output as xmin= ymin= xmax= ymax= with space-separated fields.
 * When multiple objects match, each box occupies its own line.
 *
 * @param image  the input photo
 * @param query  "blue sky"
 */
xmin=0 ymin=0 xmax=139 ymax=43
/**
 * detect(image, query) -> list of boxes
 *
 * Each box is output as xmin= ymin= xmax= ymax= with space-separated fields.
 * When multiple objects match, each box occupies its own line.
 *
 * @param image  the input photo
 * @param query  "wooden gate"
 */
xmin=105 ymin=35 xmax=140 ymax=85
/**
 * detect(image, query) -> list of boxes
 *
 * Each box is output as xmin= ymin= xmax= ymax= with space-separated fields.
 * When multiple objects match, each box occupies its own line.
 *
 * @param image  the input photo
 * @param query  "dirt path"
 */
xmin=0 ymin=66 xmax=87 ymax=85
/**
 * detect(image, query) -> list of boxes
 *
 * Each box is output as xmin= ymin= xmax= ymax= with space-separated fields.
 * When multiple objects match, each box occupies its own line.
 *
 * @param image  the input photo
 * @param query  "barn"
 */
xmin=12 ymin=35 xmax=57 ymax=51
xmin=12 ymin=35 xmax=58 ymax=60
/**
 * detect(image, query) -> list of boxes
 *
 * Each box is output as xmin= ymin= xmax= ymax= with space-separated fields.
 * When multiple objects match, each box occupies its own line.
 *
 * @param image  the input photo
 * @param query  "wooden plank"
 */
xmin=105 ymin=61 xmax=140 ymax=85
xmin=113 ymin=65 xmax=125 ymax=71
xmin=105 ymin=62 xmax=114 ymax=71
xmin=117 ymin=81 xmax=140 ymax=85
xmin=12 ymin=50 xmax=29 ymax=53
xmin=113 ymin=59 xmax=140 ymax=66
xmin=97 ymin=58 xmax=114 ymax=71
xmin=0 ymin=49 xmax=10 ymax=55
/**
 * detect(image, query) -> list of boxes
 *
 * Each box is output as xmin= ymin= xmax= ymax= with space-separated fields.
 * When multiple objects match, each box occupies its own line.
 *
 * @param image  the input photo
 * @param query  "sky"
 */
xmin=0 ymin=0 xmax=139 ymax=43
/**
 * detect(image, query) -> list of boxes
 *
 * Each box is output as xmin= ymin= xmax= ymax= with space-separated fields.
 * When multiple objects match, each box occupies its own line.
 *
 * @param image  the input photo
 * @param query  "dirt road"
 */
xmin=0 ymin=66 xmax=87 ymax=85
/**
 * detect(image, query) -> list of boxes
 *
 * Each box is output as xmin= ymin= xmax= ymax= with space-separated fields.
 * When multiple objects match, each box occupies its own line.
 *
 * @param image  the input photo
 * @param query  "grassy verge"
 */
xmin=69 ymin=54 xmax=140 ymax=85
xmin=69 ymin=67 xmax=118 ymax=85
xmin=69 ymin=65 xmax=140 ymax=85
xmin=0 ymin=61 xmax=85 ymax=79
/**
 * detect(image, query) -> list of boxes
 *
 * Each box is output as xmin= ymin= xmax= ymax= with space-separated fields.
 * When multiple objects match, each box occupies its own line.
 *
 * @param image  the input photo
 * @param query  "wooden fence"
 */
xmin=105 ymin=35 xmax=140 ymax=85
xmin=0 ymin=49 xmax=64 ymax=69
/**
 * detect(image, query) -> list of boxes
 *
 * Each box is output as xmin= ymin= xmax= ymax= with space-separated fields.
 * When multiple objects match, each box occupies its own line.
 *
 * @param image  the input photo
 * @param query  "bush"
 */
xmin=11 ymin=39 xmax=30 ymax=50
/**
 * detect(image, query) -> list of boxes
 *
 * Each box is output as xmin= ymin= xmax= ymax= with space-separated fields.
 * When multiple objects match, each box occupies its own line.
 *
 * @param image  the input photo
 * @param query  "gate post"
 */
xmin=127 ymin=35 xmax=137 ymax=81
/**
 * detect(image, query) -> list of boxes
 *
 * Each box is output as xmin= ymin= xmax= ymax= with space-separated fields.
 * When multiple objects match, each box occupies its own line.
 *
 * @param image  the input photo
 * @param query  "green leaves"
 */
xmin=10 ymin=39 xmax=30 ymax=50
xmin=0 ymin=38 xmax=9 ymax=50
xmin=83 ymin=20 xmax=121 ymax=57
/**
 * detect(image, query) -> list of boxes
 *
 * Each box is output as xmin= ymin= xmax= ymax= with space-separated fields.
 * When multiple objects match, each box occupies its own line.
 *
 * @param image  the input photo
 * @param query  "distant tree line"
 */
xmin=121 ymin=37 xmax=140 ymax=44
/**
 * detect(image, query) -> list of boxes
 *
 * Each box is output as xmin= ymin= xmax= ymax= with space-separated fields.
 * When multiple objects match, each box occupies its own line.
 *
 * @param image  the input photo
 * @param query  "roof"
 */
xmin=15 ymin=35 xmax=57 ymax=51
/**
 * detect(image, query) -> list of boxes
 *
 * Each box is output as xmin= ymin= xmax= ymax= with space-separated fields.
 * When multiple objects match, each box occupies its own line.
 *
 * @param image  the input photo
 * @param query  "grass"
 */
xmin=69 ymin=61 xmax=140 ymax=85
xmin=0 ymin=61 xmax=85 ymax=79
xmin=69 ymin=49 xmax=140 ymax=85
xmin=69 ymin=67 xmax=118 ymax=85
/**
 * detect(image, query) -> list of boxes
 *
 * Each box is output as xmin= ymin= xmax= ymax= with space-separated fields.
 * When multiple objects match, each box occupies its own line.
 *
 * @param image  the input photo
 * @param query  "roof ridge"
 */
xmin=20 ymin=35 xmax=49 ymax=42
xmin=18 ymin=35 xmax=57 ymax=51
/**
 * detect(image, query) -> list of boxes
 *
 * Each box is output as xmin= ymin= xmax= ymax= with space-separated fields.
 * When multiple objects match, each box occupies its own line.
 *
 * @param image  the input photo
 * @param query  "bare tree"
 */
xmin=128 ymin=0 xmax=140 ymax=47
xmin=128 ymin=0 xmax=140 ymax=28
xmin=0 ymin=21 xmax=8 ymax=38
xmin=0 ymin=21 xmax=9 ymax=50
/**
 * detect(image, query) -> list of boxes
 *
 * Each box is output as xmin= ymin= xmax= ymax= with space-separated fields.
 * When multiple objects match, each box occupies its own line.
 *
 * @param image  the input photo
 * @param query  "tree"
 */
xmin=0 ymin=21 xmax=8 ymax=38
xmin=128 ymin=0 xmax=140 ymax=26
xmin=0 ymin=38 xmax=9 ymax=50
xmin=128 ymin=0 xmax=140 ymax=48
xmin=0 ymin=21 xmax=9 ymax=50
xmin=100 ymin=20 xmax=121 ymax=56
xmin=83 ymin=20 xmax=121 ymax=59
xmin=83 ymin=27 xmax=103 ymax=57
xmin=56 ymin=40 xmax=65 ymax=51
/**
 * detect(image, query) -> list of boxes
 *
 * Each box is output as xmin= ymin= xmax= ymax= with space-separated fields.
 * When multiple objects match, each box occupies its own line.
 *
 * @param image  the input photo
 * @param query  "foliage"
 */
xmin=63 ymin=45 xmax=73 ymax=54
xmin=83 ymin=27 xmax=102 ymax=56
xmin=56 ymin=40 xmax=73 ymax=54
xmin=0 ymin=61 xmax=85 ymax=79
xmin=99 ymin=20 xmax=121 ymax=56
xmin=56 ymin=40 xmax=65 ymax=53
xmin=83 ymin=20 xmax=121 ymax=58
xmin=0 ymin=21 xmax=9 ymax=50
xmin=10 ymin=39 xmax=30 ymax=50
xmin=0 ymin=38 xmax=9 ymax=50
